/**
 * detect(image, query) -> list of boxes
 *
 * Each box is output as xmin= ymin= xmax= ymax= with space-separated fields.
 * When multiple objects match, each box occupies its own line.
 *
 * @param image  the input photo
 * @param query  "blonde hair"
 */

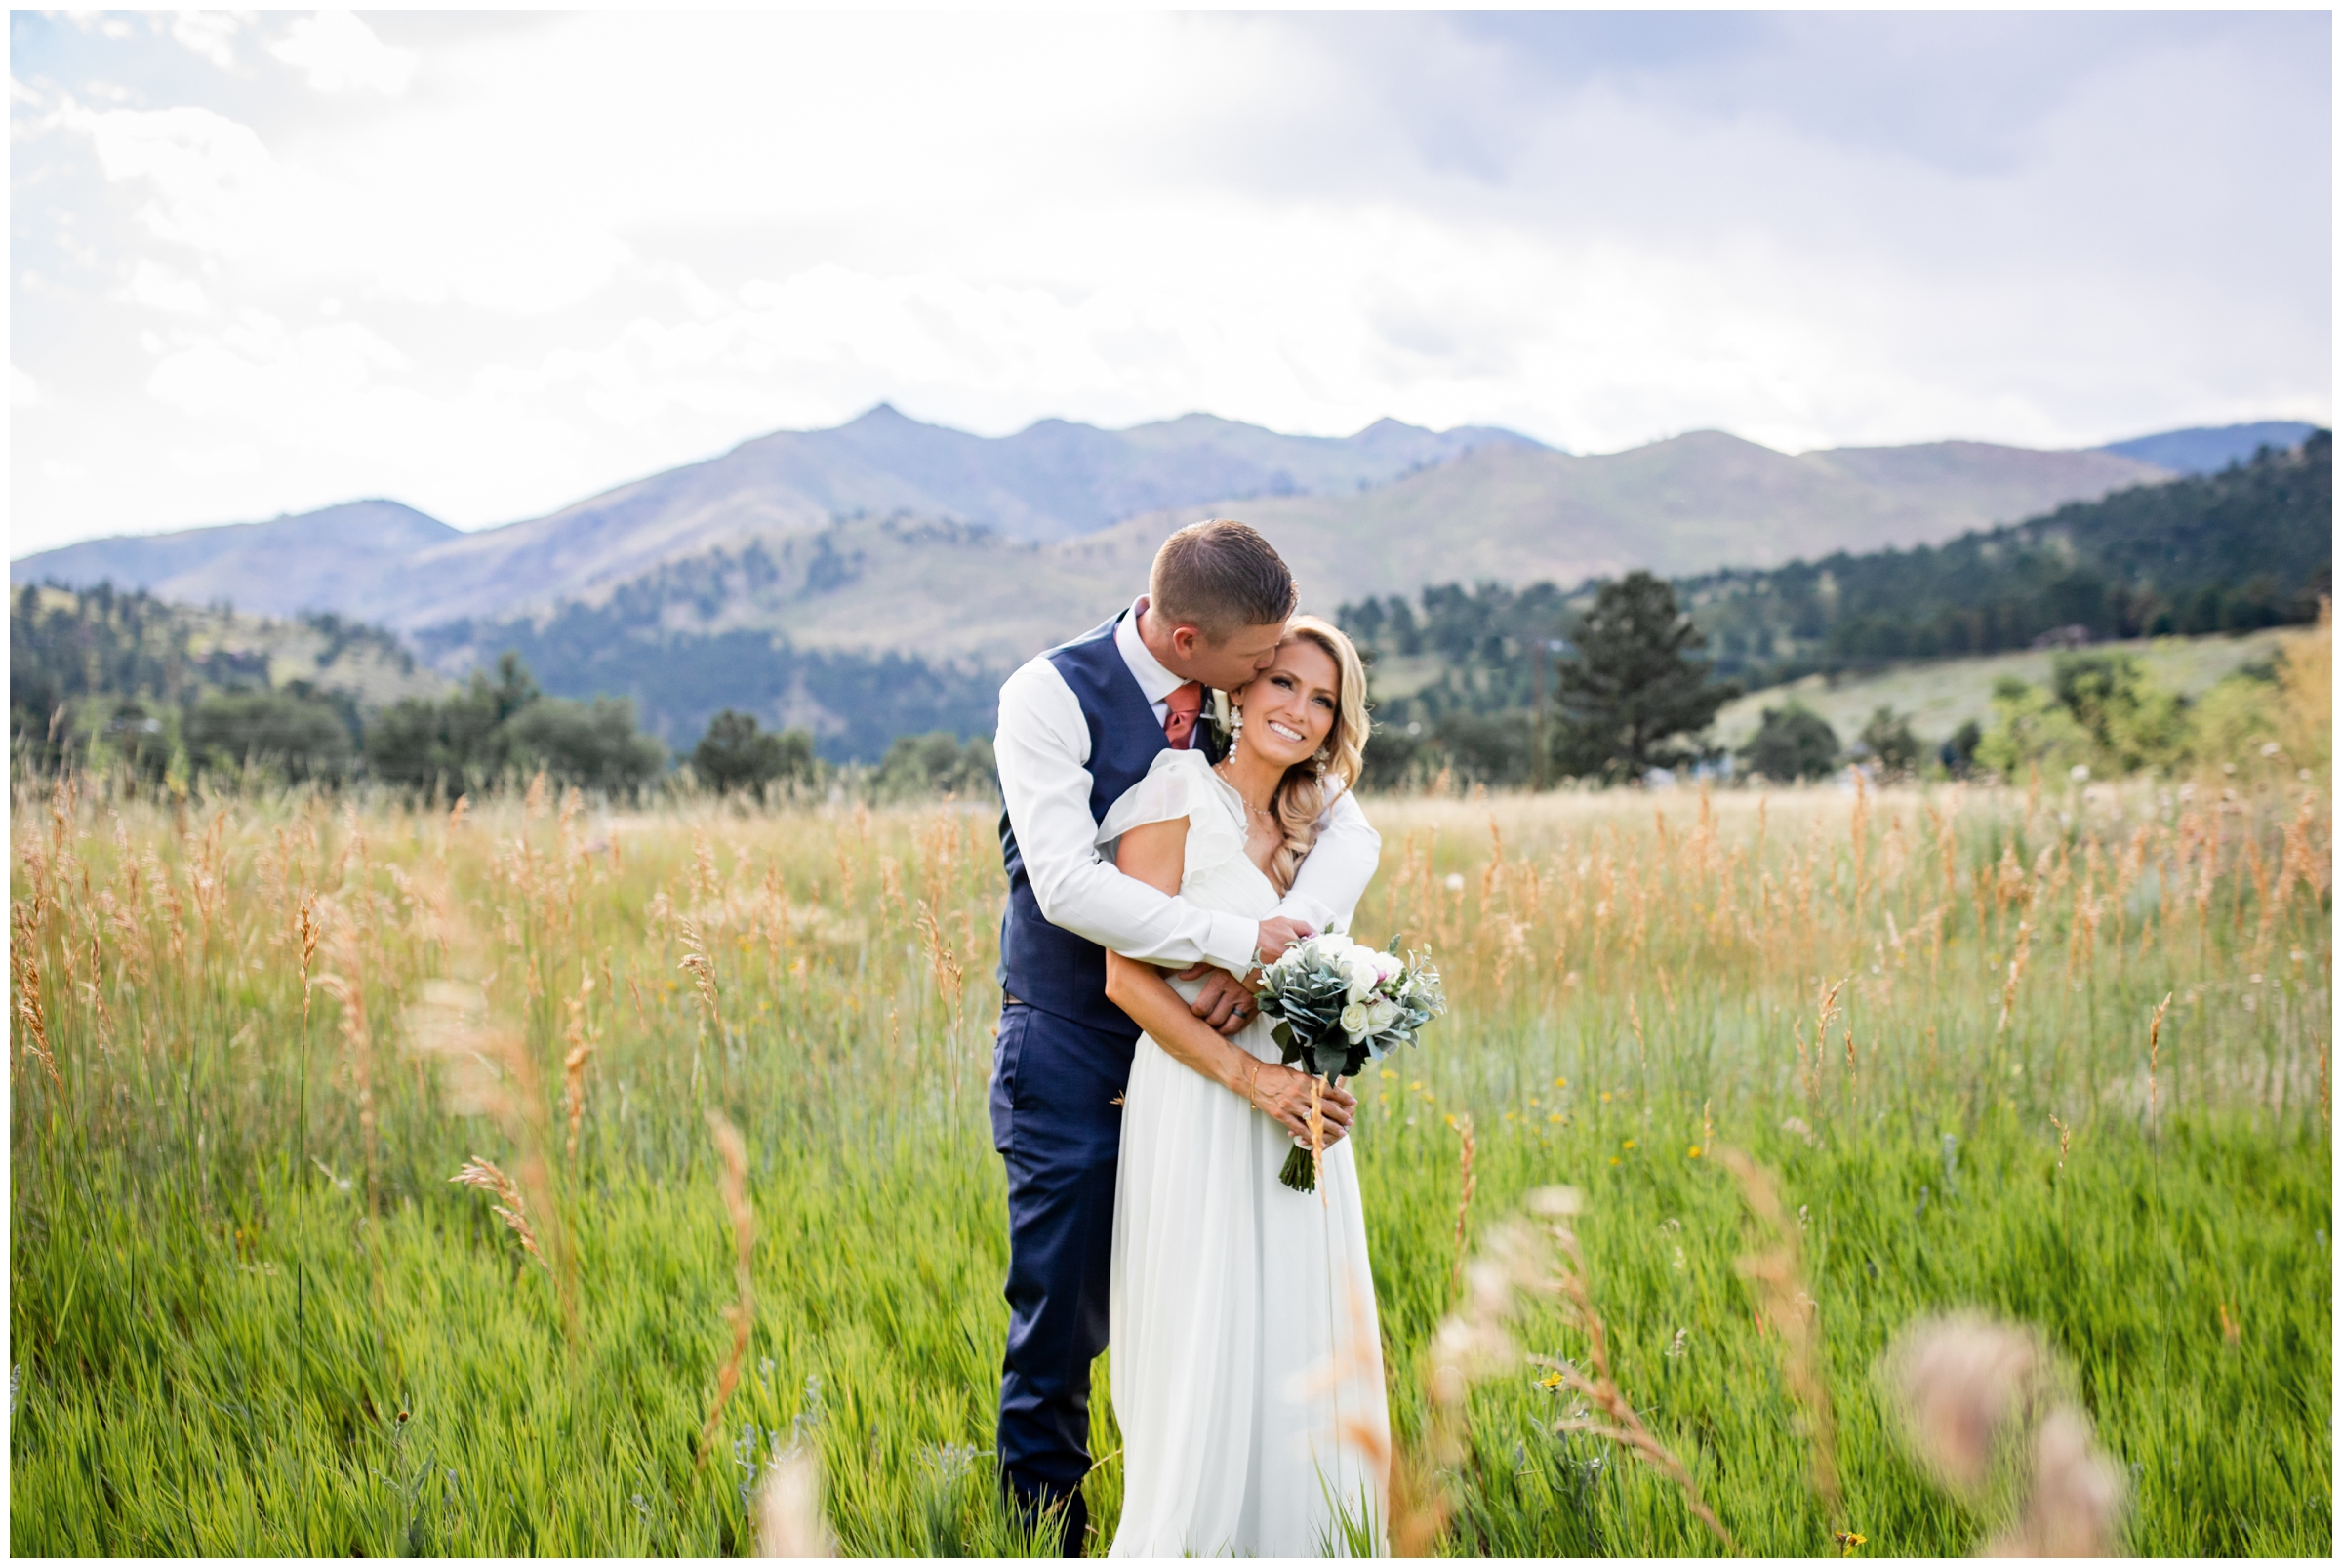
xmin=1240 ymin=614 xmax=1369 ymax=894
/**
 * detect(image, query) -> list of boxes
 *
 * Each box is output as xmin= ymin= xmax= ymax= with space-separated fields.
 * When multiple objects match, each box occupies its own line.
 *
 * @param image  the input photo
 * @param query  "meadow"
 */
xmin=9 ymin=705 xmax=2332 ymax=1554
xmin=1704 ymin=627 xmax=2297 ymax=752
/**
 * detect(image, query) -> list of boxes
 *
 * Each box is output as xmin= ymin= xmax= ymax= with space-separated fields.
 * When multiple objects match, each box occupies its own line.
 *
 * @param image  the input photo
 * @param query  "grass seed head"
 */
xmin=1983 ymin=1405 xmax=2127 ymax=1557
xmin=1885 ymin=1311 xmax=2045 ymax=1497
xmin=754 ymin=1446 xmax=829 ymax=1557
xmin=449 ymin=1155 xmax=546 ymax=1270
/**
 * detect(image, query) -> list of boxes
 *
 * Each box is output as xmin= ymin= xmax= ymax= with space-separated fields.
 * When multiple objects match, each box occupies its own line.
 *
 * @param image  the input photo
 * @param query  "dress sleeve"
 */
xmin=1097 ymin=749 xmax=1249 ymax=885
xmin=1096 ymin=748 xmax=1206 ymax=847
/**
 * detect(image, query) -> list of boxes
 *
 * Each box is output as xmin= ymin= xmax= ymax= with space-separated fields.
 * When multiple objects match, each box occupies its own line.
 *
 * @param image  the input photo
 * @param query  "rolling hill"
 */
xmin=413 ymin=428 xmax=2176 ymax=677
xmin=14 ymin=406 xmax=1538 ymax=626
xmin=1077 ymin=430 xmax=2172 ymax=614
xmin=17 ymin=413 xmax=2317 ymax=764
xmin=15 ymin=501 xmax=459 ymax=623
xmin=2100 ymin=420 xmax=2319 ymax=475
xmin=16 ymin=407 xmax=2179 ymax=647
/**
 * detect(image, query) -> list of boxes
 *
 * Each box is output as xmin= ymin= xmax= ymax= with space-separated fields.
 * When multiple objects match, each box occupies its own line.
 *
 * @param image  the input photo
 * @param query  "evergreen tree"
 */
xmin=1550 ymin=572 xmax=1736 ymax=783
xmin=692 ymin=709 xmax=816 ymax=794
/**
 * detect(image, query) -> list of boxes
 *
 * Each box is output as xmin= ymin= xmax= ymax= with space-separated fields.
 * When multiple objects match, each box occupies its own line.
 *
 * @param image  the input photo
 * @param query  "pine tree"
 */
xmin=1551 ymin=571 xmax=1736 ymax=783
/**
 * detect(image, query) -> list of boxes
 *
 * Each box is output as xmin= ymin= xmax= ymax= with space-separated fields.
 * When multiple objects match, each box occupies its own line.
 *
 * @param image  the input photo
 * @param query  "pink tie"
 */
xmin=1162 ymin=682 xmax=1204 ymax=750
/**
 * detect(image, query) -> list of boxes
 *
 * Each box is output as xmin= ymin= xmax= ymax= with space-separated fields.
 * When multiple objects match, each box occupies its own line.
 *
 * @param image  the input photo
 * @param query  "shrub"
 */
xmin=1856 ymin=705 xmax=1923 ymax=776
xmin=1436 ymin=710 xmax=1535 ymax=787
xmin=183 ymin=688 xmax=353 ymax=783
xmin=1939 ymin=719 xmax=1984 ymax=777
xmin=2050 ymin=653 xmax=2187 ymax=773
xmin=1356 ymin=720 xmax=1433 ymax=793
xmin=1739 ymin=704 xmax=1840 ymax=782
xmin=872 ymin=732 xmax=995 ymax=799
xmin=1973 ymin=677 xmax=2093 ymax=780
xmin=504 ymin=697 xmax=666 ymax=795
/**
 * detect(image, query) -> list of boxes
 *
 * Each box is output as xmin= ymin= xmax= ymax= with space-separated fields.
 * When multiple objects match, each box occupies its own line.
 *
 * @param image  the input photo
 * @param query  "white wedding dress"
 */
xmin=1098 ymin=748 xmax=1391 ymax=1558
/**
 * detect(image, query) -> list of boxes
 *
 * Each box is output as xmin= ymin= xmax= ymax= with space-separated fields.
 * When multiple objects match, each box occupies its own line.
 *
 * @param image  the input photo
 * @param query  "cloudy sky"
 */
xmin=10 ymin=9 xmax=2331 ymax=553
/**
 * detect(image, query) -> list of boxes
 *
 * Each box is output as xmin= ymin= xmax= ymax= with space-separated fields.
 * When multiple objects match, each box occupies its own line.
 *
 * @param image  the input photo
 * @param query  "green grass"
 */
xmin=1709 ymin=627 xmax=2295 ymax=749
xmin=9 ymin=776 xmax=2331 ymax=1554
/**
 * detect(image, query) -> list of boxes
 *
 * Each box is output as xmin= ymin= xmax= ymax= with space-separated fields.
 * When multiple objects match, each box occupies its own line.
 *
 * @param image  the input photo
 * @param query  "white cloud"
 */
xmin=169 ymin=13 xmax=240 ymax=70
xmin=146 ymin=315 xmax=415 ymax=432
xmin=6 ymin=10 xmax=2327 ymax=552
xmin=268 ymin=12 xmax=418 ymax=97
xmin=58 ymin=98 xmax=626 ymax=313
xmin=166 ymin=444 xmax=261 ymax=479
xmin=121 ymin=260 xmax=211 ymax=315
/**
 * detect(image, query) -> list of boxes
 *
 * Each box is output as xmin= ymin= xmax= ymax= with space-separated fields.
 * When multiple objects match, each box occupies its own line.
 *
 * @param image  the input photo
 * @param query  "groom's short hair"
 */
xmin=1150 ymin=520 xmax=1297 ymax=640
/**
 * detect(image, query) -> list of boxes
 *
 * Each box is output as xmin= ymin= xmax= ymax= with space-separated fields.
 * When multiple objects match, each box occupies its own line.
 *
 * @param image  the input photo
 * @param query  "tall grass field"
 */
xmin=10 ymin=668 xmax=2331 ymax=1553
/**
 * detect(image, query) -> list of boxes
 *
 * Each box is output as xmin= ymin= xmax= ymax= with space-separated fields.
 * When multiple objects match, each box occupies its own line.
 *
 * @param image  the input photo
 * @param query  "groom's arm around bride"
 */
xmin=993 ymin=545 xmax=1379 ymax=1028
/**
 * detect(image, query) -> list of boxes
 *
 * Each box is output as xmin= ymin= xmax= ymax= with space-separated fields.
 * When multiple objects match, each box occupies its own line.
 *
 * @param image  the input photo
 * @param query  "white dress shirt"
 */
xmin=995 ymin=597 xmax=1382 ymax=973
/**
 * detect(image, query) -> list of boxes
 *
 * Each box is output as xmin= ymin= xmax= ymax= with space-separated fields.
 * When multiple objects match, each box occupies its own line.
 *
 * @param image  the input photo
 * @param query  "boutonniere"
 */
xmin=1205 ymin=689 xmax=1233 ymax=746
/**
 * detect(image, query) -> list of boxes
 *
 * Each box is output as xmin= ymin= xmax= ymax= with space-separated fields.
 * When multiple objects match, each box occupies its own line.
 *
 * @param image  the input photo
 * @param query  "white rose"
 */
xmin=1372 ymin=950 xmax=1404 ymax=984
xmin=1345 ymin=959 xmax=1379 ymax=1002
xmin=1366 ymin=997 xmax=1399 ymax=1032
xmin=1340 ymin=1001 xmax=1370 ymax=1038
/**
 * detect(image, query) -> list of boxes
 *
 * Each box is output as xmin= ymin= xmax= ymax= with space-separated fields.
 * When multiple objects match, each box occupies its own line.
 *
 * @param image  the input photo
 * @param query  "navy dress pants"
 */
xmin=990 ymin=1000 xmax=1137 ymax=1556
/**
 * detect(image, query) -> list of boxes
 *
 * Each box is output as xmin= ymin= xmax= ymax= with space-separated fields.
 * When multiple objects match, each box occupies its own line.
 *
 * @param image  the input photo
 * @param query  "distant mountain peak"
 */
xmin=2099 ymin=421 xmax=2319 ymax=476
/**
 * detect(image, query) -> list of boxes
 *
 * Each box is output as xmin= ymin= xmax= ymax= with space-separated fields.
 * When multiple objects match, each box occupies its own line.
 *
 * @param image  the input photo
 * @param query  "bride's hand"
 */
xmin=1243 ymin=1065 xmax=1356 ymax=1146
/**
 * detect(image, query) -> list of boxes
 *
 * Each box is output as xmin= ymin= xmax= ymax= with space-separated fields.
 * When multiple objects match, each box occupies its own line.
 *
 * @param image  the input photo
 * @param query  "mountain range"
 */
xmin=22 ymin=408 xmax=2304 ymax=664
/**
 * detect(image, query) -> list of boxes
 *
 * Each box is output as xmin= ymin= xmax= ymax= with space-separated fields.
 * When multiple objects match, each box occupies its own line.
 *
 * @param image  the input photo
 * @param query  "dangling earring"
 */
xmin=1227 ymin=704 xmax=1244 ymax=755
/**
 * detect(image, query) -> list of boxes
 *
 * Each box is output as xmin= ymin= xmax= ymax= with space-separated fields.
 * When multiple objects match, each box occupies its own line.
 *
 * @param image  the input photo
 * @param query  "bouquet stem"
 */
xmin=1278 ymin=1142 xmax=1317 ymax=1192
xmin=1278 ymin=1075 xmax=1330 ymax=1194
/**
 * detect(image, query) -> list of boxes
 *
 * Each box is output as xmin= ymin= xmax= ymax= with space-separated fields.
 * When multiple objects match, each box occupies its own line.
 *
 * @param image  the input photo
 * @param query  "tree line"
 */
xmin=10 ymin=583 xmax=995 ymax=800
xmin=1689 ymin=429 xmax=2330 ymax=684
xmin=1341 ymin=429 xmax=2330 ymax=787
xmin=413 ymin=569 xmax=1005 ymax=764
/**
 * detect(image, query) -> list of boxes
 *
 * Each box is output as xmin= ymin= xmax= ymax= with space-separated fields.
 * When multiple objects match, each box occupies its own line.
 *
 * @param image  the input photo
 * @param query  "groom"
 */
xmin=989 ymin=518 xmax=1379 ymax=1552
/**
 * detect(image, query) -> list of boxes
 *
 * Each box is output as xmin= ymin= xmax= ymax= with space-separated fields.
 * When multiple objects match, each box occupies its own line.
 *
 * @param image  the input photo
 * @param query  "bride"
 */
xmin=1096 ymin=614 xmax=1391 ymax=1557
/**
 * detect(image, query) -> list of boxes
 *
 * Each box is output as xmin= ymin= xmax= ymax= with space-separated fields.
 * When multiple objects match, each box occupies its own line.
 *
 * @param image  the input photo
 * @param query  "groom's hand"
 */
xmin=1180 ymin=966 xmax=1256 ymax=1036
xmin=1172 ymin=918 xmax=1312 ymax=1035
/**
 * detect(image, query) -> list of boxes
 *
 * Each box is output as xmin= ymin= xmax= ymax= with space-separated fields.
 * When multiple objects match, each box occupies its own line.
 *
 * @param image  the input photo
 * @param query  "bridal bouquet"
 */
xmin=1255 ymin=934 xmax=1446 ymax=1191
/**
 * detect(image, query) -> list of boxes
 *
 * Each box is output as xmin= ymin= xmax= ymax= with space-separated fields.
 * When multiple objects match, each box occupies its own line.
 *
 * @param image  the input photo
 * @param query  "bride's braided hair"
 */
xmin=1258 ymin=615 xmax=1371 ymax=895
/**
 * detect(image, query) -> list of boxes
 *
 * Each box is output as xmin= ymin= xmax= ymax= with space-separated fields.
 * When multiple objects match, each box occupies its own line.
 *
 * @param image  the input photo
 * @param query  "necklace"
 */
xmin=1214 ymin=758 xmax=1275 ymax=824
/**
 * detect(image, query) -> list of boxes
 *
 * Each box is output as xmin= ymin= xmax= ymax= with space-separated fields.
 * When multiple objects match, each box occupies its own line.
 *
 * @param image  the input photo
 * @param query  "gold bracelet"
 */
xmin=1246 ymin=1062 xmax=1265 ymax=1111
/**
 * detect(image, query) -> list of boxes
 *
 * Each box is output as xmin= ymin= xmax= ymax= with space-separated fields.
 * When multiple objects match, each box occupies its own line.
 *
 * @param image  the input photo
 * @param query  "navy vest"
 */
xmin=997 ymin=613 xmax=1219 ymax=1036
